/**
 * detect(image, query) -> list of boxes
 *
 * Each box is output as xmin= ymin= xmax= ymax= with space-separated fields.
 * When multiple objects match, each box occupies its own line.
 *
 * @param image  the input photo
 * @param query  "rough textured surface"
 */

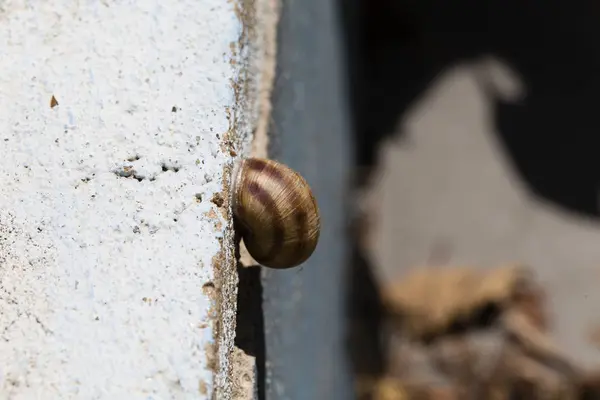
xmin=228 ymin=0 xmax=279 ymax=398
xmin=0 ymin=1 xmax=251 ymax=398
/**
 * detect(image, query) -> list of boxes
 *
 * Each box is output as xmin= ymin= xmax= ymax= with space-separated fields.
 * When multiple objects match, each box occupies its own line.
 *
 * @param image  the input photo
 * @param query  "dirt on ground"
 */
xmin=354 ymin=264 xmax=600 ymax=400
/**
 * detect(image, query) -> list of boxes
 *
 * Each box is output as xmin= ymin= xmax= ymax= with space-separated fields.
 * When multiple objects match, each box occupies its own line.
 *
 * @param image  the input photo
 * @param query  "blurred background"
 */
xmin=255 ymin=0 xmax=600 ymax=398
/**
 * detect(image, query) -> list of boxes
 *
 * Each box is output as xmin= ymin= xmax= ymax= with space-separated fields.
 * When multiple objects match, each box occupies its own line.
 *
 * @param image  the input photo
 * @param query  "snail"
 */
xmin=231 ymin=157 xmax=321 ymax=269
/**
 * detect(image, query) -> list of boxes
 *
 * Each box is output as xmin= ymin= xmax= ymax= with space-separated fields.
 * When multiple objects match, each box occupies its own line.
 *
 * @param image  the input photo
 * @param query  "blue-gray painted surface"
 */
xmin=261 ymin=0 xmax=354 ymax=398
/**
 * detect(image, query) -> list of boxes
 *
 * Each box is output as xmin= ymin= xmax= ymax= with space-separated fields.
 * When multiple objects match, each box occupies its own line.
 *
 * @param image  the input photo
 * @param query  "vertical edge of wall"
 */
xmin=0 ymin=1 xmax=267 ymax=398
xmin=224 ymin=0 xmax=279 ymax=399
xmin=262 ymin=0 xmax=355 ymax=398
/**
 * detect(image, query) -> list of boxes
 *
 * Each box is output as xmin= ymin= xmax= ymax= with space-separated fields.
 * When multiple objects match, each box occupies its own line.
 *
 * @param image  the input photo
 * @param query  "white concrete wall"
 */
xmin=0 ymin=1 xmax=256 ymax=398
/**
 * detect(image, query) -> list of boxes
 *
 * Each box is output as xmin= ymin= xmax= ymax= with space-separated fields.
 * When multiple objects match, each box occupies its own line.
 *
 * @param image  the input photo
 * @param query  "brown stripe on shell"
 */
xmin=235 ymin=157 xmax=320 ymax=268
xmin=245 ymin=158 xmax=293 ymax=193
xmin=246 ymin=181 xmax=286 ymax=264
xmin=244 ymin=158 xmax=268 ymax=172
xmin=252 ymin=160 xmax=309 ymax=221
xmin=292 ymin=209 xmax=309 ymax=265
xmin=258 ymin=160 xmax=319 ymax=266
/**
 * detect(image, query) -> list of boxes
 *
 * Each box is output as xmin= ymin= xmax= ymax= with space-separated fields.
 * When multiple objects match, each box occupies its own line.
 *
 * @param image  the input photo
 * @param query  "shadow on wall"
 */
xmin=339 ymin=0 xmax=600 ymax=388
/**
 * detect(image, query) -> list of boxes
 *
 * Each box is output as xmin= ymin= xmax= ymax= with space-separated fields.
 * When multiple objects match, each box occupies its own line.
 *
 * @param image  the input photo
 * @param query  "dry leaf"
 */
xmin=381 ymin=264 xmax=530 ymax=339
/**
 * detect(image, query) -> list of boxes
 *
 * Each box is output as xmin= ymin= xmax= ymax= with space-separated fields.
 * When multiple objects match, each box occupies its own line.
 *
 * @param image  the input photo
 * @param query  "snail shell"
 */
xmin=231 ymin=157 xmax=321 ymax=269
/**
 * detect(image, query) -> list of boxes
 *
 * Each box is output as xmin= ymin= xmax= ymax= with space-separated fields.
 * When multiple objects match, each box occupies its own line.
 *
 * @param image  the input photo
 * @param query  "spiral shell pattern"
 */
xmin=232 ymin=157 xmax=321 ymax=269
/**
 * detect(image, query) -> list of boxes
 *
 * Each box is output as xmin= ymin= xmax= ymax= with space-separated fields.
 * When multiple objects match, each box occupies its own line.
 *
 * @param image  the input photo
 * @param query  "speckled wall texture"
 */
xmin=0 ymin=1 xmax=256 ymax=398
